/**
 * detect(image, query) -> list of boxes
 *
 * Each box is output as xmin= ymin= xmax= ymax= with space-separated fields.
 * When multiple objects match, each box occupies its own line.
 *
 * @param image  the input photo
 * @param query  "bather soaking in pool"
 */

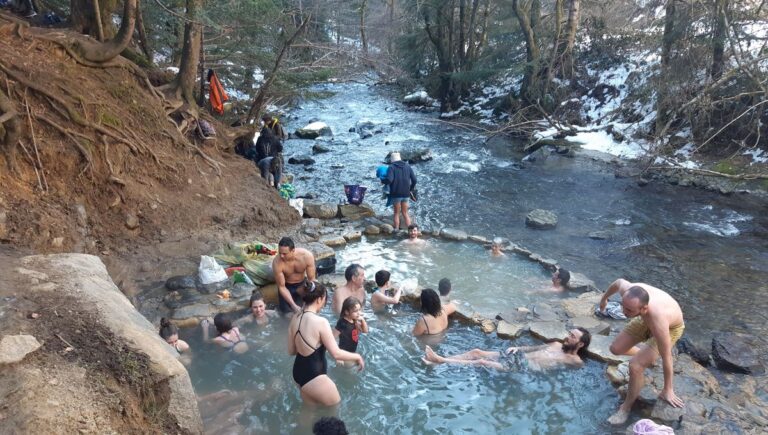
xmin=235 ymin=291 xmax=278 ymax=327
xmin=201 ymin=313 xmax=249 ymax=354
xmin=422 ymin=327 xmax=591 ymax=371
xmin=288 ymin=281 xmax=365 ymax=406
xmin=412 ymin=288 xmax=456 ymax=336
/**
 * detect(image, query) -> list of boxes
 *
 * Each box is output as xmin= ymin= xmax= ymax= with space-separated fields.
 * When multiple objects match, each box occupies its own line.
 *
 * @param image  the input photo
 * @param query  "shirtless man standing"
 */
xmin=600 ymin=279 xmax=685 ymax=425
xmin=422 ymin=328 xmax=591 ymax=371
xmin=272 ymin=237 xmax=316 ymax=315
xmin=332 ymin=264 xmax=366 ymax=315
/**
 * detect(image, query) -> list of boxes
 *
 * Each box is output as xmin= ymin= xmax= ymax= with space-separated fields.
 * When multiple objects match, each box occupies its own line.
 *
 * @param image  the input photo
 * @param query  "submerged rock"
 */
xmin=288 ymin=155 xmax=316 ymax=165
xmin=312 ymin=143 xmax=331 ymax=154
xmin=526 ymin=209 xmax=558 ymax=229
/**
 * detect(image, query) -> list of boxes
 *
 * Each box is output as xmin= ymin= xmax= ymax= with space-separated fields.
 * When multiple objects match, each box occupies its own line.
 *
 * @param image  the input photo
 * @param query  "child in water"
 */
xmin=370 ymin=269 xmax=402 ymax=314
xmin=334 ymin=297 xmax=368 ymax=366
xmin=159 ymin=318 xmax=190 ymax=352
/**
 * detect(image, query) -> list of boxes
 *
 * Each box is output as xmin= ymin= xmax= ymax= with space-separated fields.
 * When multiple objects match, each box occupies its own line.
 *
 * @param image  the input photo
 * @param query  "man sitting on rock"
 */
xmin=272 ymin=237 xmax=316 ymax=315
xmin=422 ymin=328 xmax=591 ymax=371
xmin=550 ymin=268 xmax=570 ymax=292
xmin=600 ymin=279 xmax=685 ymax=425
xmin=332 ymin=264 xmax=366 ymax=315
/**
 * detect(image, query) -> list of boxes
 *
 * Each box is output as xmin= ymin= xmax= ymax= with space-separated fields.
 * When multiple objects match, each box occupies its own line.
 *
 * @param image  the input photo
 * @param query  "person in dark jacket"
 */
xmin=384 ymin=152 xmax=416 ymax=230
xmin=262 ymin=114 xmax=287 ymax=142
xmin=255 ymin=127 xmax=283 ymax=188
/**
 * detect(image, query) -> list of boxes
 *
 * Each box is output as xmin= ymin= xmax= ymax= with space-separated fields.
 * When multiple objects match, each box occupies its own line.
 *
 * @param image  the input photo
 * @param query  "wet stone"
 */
xmin=566 ymin=273 xmax=598 ymax=293
xmin=712 ymin=332 xmax=765 ymax=374
xmin=165 ymin=275 xmax=197 ymax=291
xmin=529 ymin=321 xmax=567 ymax=341
xmin=439 ymin=228 xmax=468 ymax=241
xmin=338 ymin=203 xmax=375 ymax=220
xmin=231 ymin=282 xmax=256 ymax=299
xmin=364 ymin=225 xmax=380 ymax=235
xmin=303 ymin=201 xmax=338 ymax=219
xmin=342 ymin=230 xmax=362 ymax=242
xmin=379 ymin=224 xmax=394 ymax=234
xmin=163 ymin=287 xmax=203 ymax=309
xmin=302 ymin=242 xmax=335 ymax=261
xmin=606 ymin=362 xmax=629 ymax=386
xmin=198 ymin=279 xmax=229 ymax=295
xmin=568 ymin=316 xmax=610 ymax=336
xmin=320 ymin=235 xmax=347 ymax=247
xmin=468 ymin=235 xmax=488 ymax=244
xmin=561 ymin=291 xmax=603 ymax=318
xmin=530 ymin=302 xmax=560 ymax=321
xmin=496 ymin=321 xmax=526 ymax=339
xmin=586 ymin=335 xmax=631 ymax=364
xmin=525 ymin=209 xmax=558 ymax=229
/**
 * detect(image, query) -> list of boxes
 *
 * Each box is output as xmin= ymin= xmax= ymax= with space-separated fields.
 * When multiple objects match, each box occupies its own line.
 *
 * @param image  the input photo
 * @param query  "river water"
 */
xmin=283 ymin=81 xmax=768 ymax=344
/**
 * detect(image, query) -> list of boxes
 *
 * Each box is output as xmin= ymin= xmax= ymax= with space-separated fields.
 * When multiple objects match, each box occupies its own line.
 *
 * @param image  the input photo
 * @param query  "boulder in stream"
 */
xmin=295 ymin=121 xmax=332 ymax=139
xmin=525 ymin=209 xmax=558 ymax=229
xmin=403 ymin=91 xmax=433 ymax=106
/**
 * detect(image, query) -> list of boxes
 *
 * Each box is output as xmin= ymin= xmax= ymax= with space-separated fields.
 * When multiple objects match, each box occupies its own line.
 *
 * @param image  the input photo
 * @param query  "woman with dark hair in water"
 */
xmin=412 ymin=288 xmax=455 ymax=336
xmin=288 ymin=281 xmax=364 ymax=406
xmin=236 ymin=291 xmax=278 ymax=327
xmin=201 ymin=313 xmax=249 ymax=354
xmin=159 ymin=318 xmax=189 ymax=352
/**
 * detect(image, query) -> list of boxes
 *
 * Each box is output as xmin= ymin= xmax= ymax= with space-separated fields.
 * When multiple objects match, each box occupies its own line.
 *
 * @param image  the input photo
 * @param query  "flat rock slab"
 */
xmin=303 ymin=201 xmax=338 ymax=219
xmin=468 ymin=235 xmax=488 ymax=244
xmin=301 ymin=242 xmax=336 ymax=261
xmin=529 ymin=321 xmax=567 ymax=341
xmin=586 ymin=335 xmax=630 ymax=364
xmin=0 ymin=335 xmax=42 ymax=365
xmin=568 ymin=316 xmax=611 ymax=336
xmin=497 ymin=321 xmax=526 ymax=339
xmin=566 ymin=272 xmax=598 ymax=292
xmin=530 ymin=303 xmax=560 ymax=322
xmin=320 ymin=235 xmax=347 ymax=247
xmin=338 ymin=204 xmax=375 ymax=220
xmin=560 ymin=291 xmax=603 ymax=318
xmin=440 ymin=228 xmax=468 ymax=241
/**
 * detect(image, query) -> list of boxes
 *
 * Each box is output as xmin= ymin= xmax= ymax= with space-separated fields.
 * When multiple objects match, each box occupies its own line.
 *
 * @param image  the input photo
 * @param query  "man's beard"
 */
xmin=562 ymin=342 xmax=579 ymax=353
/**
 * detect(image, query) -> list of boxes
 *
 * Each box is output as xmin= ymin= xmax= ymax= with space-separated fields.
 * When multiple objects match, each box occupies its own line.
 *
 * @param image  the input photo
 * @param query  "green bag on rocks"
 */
xmin=213 ymin=241 xmax=277 ymax=286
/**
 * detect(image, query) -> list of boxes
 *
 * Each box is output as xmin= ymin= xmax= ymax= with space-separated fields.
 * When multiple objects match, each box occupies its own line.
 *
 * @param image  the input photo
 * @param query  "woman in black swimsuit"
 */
xmin=412 ymin=288 xmax=455 ymax=336
xmin=287 ymin=281 xmax=365 ymax=406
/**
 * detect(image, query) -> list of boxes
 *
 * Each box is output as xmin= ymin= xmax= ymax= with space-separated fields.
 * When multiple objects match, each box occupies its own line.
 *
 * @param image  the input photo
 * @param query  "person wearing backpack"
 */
xmin=384 ymin=152 xmax=416 ymax=230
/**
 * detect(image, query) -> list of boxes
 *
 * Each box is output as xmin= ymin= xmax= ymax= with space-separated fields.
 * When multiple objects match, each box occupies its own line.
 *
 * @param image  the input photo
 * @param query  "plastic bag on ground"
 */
xmin=199 ymin=255 xmax=228 ymax=285
xmin=288 ymin=198 xmax=304 ymax=216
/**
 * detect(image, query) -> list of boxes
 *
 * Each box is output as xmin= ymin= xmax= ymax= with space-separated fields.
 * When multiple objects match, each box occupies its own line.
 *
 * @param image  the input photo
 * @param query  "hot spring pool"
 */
xmin=336 ymin=236 xmax=569 ymax=316
xmin=184 ymin=306 xmax=617 ymax=434
xmin=182 ymin=238 xmax=619 ymax=433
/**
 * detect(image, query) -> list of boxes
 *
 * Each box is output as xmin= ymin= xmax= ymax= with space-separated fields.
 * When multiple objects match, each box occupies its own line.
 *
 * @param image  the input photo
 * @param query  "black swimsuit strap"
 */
xmin=422 ymin=315 xmax=431 ymax=335
xmin=295 ymin=311 xmax=319 ymax=351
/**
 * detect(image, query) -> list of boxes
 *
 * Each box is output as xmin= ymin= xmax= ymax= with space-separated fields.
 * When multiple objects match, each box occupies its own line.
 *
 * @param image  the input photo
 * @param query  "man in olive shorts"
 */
xmin=600 ymin=279 xmax=685 ymax=425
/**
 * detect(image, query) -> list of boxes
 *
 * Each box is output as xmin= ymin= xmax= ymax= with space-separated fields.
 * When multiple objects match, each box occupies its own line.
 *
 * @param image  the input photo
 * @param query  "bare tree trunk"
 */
xmin=135 ymin=0 xmax=153 ymax=63
xmin=562 ymin=0 xmax=580 ymax=78
xmin=513 ymin=0 xmax=542 ymax=104
xmin=710 ymin=0 xmax=728 ymax=80
xmin=92 ymin=0 xmax=105 ymax=41
xmin=75 ymin=0 xmax=137 ymax=63
xmin=388 ymin=0 xmax=395 ymax=54
xmin=360 ymin=0 xmax=368 ymax=54
xmin=70 ymin=0 xmax=119 ymax=39
xmin=657 ymin=0 xmax=677 ymax=134
xmin=174 ymin=0 xmax=203 ymax=108
xmin=246 ymin=16 xmax=311 ymax=123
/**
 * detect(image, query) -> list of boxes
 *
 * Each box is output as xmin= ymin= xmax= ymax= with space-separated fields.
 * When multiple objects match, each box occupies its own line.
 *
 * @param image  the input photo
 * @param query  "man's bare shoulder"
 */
xmin=296 ymin=247 xmax=314 ymax=258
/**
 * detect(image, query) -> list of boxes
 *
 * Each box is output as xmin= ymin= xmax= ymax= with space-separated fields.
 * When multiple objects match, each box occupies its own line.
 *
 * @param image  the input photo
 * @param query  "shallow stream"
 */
xmin=284 ymin=81 xmax=768 ymax=343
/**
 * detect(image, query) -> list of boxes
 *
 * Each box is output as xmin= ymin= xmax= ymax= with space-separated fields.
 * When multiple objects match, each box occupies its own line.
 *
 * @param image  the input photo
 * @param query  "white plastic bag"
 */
xmin=198 ymin=255 xmax=228 ymax=285
xmin=288 ymin=198 xmax=304 ymax=216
